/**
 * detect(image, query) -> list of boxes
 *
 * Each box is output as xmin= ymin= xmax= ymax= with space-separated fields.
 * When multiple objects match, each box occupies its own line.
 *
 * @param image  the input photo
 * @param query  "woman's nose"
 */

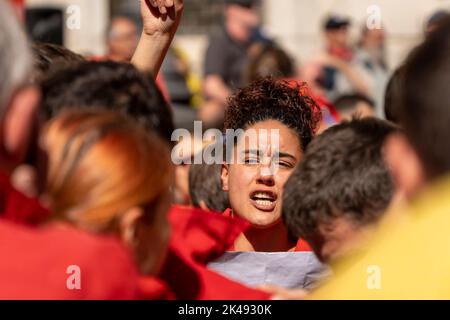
xmin=256 ymin=165 xmax=275 ymax=186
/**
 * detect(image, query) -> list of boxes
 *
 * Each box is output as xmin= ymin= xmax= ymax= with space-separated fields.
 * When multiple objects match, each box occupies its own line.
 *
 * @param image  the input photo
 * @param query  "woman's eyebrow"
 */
xmin=275 ymin=151 xmax=297 ymax=161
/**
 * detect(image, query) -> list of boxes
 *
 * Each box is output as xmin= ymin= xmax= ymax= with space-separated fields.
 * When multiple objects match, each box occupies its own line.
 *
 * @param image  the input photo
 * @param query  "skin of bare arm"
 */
xmin=131 ymin=0 xmax=184 ymax=76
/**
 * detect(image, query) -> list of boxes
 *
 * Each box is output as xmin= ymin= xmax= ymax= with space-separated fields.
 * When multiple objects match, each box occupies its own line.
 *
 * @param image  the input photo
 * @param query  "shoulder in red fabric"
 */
xmin=160 ymin=205 xmax=271 ymax=300
xmin=223 ymin=208 xmax=312 ymax=252
xmin=0 ymin=220 xmax=140 ymax=299
xmin=0 ymin=172 xmax=49 ymax=225
xmin=139 ymin=277 xmax=175 ymax=300
xmin=168 ymin=205 xmax=249 ymax=263
xmin=295 ymin=238 xmax=312 ymax=252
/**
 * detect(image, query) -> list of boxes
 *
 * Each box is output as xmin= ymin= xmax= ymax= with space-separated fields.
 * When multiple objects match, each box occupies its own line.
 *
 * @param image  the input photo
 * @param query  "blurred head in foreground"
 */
xmin=385 ymin=17 xmax=450 ymax=200
xmin=107 ymin=16 xmax=139 ymax=62
xmin=333 ymin=94 xmax=376 ymax=122
xmin=283 ymin=118 xmax=397 ymax=262
xmin=43 ymin=110 xmax=173 ymax=276
xmin=31 ymin=42 xmax=85 ymax=82
xmin=40 ymin=60 xmax=174 ymax=144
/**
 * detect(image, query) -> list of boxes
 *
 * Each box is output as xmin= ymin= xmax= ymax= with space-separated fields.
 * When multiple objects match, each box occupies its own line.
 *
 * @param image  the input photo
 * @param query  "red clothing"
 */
xmin=0 ymin=220 xmax=140 ymax=299
xmin=0 ymin=173 xmax=269 ymax=300
xmin=223 ymin=208 xmax=313 ymax=252
xmin=139 ymin=277 xmax=175 ymax=300
xmin=285 ymin=78 xmax=340 ymax=124
xmin=160 ymin=206 xmax=271 ymax=300
xmin=328 ymin=46 xmax=354 ymax=62
xmin=0 ymin=173 xmax=49 ymax=225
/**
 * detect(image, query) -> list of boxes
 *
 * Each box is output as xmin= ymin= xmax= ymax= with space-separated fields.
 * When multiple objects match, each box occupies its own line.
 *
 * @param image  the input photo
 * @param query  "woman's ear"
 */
xmin=221 ymin=163 xmax=229 ymax=192
xmin=384 ymin=132 xmax=426 ymax=201
xmin=119 ymin=207 xmax=144 ymax=246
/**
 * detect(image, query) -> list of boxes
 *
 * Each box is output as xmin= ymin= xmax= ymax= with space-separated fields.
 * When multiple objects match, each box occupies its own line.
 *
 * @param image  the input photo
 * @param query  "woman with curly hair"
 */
xmin=210 ymin=77 xmax=326 ymax=290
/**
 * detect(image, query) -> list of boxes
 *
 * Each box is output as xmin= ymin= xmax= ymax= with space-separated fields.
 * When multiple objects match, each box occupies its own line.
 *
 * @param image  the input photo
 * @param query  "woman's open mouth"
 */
xmin=249 ymin=190 xmax=278 ymax=212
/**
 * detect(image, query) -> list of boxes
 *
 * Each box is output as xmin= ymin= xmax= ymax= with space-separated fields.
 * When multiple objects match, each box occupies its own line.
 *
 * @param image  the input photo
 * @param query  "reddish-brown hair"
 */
xmin=43 ymin=109 xmax=173 ymax=232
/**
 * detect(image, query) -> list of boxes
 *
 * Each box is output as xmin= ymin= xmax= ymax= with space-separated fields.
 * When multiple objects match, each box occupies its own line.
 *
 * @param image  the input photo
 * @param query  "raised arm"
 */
xmin=131 ymin=0 xmax=184 ymax=77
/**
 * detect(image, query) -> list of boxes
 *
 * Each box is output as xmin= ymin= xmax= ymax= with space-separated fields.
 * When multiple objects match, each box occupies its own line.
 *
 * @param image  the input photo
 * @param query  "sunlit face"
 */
xmin=221 ymin=120 xmax=302 ymax=228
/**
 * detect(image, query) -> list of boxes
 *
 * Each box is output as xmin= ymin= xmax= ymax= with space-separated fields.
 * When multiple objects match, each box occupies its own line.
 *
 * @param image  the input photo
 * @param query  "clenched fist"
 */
xmin=140 ymin=0 xmax=184 ymax=36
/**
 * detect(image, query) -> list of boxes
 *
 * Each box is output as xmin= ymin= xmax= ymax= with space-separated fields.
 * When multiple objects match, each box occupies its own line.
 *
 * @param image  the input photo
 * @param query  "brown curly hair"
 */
xmin=224 ymin=77 xmax=322 ymax=150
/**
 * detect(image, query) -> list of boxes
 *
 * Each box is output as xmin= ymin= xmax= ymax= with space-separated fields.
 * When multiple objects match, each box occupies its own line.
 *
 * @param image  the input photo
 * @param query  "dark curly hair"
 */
xmin=40 ymin=60 xmax=174 ymax=143
xmin=224 ymin=77 xmax=321 ymax=150
xmin=283 ymin=117 xmax=397 ymax=248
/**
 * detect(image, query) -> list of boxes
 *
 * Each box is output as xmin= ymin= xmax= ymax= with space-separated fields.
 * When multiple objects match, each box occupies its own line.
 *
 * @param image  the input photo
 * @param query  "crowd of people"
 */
xmin=2 ymin=0 xmax=450 ymax=300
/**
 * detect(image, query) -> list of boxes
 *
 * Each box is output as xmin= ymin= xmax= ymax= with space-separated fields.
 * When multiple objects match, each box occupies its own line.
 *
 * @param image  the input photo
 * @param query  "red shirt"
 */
xmin=0 ymin=173 xmax=49 ymax=225
xmin=0 ymin=220 xmax=140 ymax=299
xmin=159 ymin=206 xmax=271 ymax=300
xmin=0 ymin=172 xmax=270 ymax=300
xmin=222 ymin=208 xmax=312 ymax=252
xmin=138 ymin=277 xmax=175 ymax=300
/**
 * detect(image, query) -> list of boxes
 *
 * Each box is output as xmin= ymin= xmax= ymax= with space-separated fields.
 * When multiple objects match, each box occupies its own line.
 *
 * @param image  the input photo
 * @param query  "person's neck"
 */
xmin=234 ymin=222 xmax=296 ymax=252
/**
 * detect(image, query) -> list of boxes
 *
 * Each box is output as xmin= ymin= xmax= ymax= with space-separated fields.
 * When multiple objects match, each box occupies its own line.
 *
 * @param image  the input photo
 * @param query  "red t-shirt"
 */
xmin=0 ymin=173 xmax=49 ymax=225
xmin=0 ymin=220 xmax=140 ymax=299
xmin=159 ymin=206 xmax=271 ymax=300
xmin=0 ymin=172 xmax=269 ymax=300
xmin=222 ymin=208 xmax=312 ymax=252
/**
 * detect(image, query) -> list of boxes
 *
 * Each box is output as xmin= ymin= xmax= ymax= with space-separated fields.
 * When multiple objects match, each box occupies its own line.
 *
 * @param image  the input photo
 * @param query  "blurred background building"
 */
xmin=21 ymin=0 xmax=450 ymax=74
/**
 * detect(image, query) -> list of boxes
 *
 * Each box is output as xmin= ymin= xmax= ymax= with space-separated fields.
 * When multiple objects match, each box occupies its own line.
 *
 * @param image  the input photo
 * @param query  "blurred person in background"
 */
xmin=162 ymin=46 xmax=201 ymax=131
xmin=107 ymin=16 xmax=139 ymax=62
xmin=189 ymin=160 xmax=230 ymax=213
xmin=333 ymin=94 xmax=376 ymax=121
xmin=106 ymin=13 xmax=171 ymax=103
xmin=425 ymin=10 xmax=450 ymax=36
xmin=354 ymin=24 xmax=389 ymax=117
xmin=245 ymin=42 xmax=296 ymax=84
xmin=201 ymin=0 xmax=261 ymax=128
xmin=171 ymin=134 xmax=207 ymax=205
xmin=306 ymin=14 xmax=371 ymax=103
xmin=244 ymin=42 xmax=341 ymax=135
